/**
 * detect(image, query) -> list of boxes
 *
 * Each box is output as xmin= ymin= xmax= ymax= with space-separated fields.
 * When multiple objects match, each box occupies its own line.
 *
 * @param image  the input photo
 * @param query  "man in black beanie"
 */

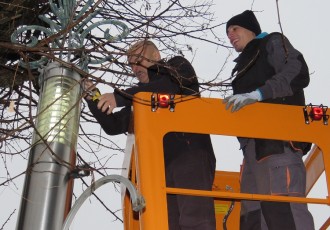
xmin=223 ymin=10 xmax=315 ymax=230
xmin=226 ymin=10 xmax=261 ymax=36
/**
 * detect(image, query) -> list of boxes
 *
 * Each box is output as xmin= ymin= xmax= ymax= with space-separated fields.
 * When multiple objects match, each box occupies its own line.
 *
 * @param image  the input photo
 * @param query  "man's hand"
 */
xmin=223 ymin=90 xmax=262 ymax=112
xmin=97 ymin=93 xmax=117 ymax=115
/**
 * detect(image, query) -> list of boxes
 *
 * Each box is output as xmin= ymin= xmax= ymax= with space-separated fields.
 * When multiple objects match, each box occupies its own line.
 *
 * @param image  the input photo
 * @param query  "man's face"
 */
xmin=227 ymin=25 xmax=256 ymax=52
xmin=128 ymin=46 xmax=158 ymax=83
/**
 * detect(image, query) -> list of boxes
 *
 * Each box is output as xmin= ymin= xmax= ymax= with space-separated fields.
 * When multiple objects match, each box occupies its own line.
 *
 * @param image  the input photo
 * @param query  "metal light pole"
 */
xmin=16 ymin=62 xmax=82 ymax=230
xmin=11 ymin=1 xmax=129 ymax=229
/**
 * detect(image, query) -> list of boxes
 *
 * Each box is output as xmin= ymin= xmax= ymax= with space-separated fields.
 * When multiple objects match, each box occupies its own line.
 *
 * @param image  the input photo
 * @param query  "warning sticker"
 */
xmin=214 ymin=204 xmax=229 ymax=214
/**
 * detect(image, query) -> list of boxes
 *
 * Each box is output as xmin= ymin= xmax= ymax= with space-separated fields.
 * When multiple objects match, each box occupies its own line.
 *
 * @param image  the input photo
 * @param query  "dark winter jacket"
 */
xmin=232 ymin=32 xmax=311 ymax=160
xmin=87 ymin=56 xmax=215 ymax=165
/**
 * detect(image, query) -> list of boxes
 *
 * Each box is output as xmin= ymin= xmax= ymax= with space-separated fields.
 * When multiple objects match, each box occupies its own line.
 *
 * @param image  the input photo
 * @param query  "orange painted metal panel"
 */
xmin=213 ymin=171 xmax=241 ymax=230
xmin=304 ymin=145 xmax=325 ymax=194
xmin=122 ymin=144 xmax=141 ymax=230
xmin=122 ymin=93 xmax=330 ymax=230
xmin=320 ymin=217 xmax=330 ymax=230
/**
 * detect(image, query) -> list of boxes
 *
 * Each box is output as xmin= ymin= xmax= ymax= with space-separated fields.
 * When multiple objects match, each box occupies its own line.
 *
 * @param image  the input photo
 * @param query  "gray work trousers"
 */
xmin=166 ymin=149 xmax=216 ymax=230
xmin=240 ymin=139 xmax=315 ymax=230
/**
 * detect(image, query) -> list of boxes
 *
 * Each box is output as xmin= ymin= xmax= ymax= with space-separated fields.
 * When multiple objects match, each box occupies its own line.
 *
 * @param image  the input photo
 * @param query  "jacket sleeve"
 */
xmin=258 ymin=33 xmax=310 ymax=100
xmin=113 ymin=70 xmax=180 ymax=107
xmin=86 ymin=99 xmax=131 ymax=135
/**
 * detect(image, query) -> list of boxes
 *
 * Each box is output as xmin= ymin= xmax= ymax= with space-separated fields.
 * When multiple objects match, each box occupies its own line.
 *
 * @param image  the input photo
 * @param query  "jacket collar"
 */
xmin=137 ymin=59 xmax=167 ymax=86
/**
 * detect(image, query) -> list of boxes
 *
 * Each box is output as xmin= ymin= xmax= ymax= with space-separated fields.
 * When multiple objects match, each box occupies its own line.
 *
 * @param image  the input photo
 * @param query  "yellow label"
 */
xmin=92 ymin=89 xmax=101 ymax=101
xmin=214 ymin=204 xmax=229 ymax=214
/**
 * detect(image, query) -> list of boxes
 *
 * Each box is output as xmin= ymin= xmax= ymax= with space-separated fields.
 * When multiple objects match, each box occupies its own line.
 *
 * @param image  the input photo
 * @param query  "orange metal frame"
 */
xmin=122 ymin=92 xmax=330 ymax=230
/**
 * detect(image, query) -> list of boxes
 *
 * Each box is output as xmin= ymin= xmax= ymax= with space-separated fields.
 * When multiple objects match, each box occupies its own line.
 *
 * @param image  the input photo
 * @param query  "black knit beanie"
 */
xmin=226 ymin=10 xmax=261 ymax=35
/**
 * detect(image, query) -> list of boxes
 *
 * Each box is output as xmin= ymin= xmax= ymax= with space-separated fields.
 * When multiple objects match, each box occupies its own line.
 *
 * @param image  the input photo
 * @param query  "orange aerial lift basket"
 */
xmin=121 ymin=92 xmax=330 ymax=230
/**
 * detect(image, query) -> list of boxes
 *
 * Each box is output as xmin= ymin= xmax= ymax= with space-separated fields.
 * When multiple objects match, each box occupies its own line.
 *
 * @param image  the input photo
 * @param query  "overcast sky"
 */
xmin=1 ymin=1 xmax=329 ymax=229
xmin=70 ymin=1 xmax=330 ymax=229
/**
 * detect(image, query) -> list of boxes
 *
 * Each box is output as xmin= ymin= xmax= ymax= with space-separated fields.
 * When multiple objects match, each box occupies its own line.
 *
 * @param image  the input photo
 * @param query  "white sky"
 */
xmin=1 ymin=1 xmax=329 ymax=229
xmin=71 ymin=1 xmax=330 ymax=229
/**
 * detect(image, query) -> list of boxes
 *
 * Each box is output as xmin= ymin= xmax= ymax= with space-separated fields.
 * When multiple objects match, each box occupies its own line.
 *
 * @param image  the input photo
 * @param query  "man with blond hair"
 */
xmin=84 ymin=40 xmax=216 ymax=229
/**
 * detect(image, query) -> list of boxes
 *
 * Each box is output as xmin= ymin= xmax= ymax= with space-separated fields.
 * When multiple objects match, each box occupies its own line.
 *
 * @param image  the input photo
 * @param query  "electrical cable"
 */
xmin=62 ymin=174 xmax=145 ymax=230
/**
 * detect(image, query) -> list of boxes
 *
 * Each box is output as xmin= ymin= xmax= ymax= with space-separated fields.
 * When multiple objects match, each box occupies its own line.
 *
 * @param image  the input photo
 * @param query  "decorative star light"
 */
xmin=11 ymin=0 xmax=129 ymax=71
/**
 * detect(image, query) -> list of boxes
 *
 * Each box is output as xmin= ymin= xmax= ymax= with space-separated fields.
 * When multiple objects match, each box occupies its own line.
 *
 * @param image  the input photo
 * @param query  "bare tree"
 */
xmin=0 ymin=0 xmax=229 ymax=228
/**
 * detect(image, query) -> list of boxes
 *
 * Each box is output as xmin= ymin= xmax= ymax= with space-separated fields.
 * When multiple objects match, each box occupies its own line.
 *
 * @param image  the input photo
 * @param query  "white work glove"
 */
xmin=223 ymin=90 xmax=262 ymax=112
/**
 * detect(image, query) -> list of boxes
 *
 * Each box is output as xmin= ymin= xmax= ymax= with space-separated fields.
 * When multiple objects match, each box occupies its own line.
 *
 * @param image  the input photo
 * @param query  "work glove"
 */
xmin=223 ymin=90 xmax=262 ymax=112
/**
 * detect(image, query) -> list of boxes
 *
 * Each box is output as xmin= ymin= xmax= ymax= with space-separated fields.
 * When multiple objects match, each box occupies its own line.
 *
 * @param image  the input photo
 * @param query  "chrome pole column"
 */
xmin=16 ymin=62 xmax=81 ymax=230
